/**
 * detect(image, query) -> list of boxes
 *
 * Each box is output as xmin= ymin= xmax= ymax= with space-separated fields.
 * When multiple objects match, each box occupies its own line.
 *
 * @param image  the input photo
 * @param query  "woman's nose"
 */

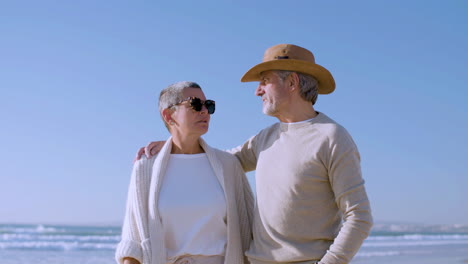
xmin=199 ymin=105 xmax=208 ymax=114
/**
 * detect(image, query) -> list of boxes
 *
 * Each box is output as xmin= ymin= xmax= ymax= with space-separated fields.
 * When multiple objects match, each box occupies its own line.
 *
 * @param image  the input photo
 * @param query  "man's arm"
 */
xmin=226 ymin=134 xmax=259 ymax=173
xmin=319 ymin=131 xmax=373 ymax=264
xmin=135 ymin=136 xmax=260 ymax=173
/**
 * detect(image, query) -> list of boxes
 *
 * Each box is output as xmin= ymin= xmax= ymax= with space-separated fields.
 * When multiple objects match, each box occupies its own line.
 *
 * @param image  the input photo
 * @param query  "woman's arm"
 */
xmin=115 ymin=161 xmax=147 ymax=264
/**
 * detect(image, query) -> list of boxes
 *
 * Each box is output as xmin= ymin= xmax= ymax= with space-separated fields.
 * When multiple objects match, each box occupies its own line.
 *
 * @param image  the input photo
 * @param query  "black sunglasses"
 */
xmin=169 ymin=97 xmax=216 ymax=114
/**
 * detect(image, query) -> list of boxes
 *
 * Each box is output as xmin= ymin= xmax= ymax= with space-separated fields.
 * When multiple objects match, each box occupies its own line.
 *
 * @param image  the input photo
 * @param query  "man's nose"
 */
xmin=255 ymin=85 xmax=264 ymax=96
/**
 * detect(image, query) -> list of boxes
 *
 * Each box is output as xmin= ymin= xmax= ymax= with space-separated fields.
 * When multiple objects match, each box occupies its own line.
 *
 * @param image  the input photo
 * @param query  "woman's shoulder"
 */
xmin=199 ymin=138 xmax=243 ymax=170
xmin=209 ymin=147 xmax=238 ymax=162
xmin=130 ymin=155 xmax=158 ymax=187
xmin=133 ymin=154 xmax=158 ymax=173
xmin=208 ymin=147 xmax=244 ymax=176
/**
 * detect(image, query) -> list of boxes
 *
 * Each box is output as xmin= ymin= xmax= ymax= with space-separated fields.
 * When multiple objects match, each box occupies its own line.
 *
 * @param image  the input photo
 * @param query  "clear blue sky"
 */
xmin=1 ymin=1 xmax=467 ymax=225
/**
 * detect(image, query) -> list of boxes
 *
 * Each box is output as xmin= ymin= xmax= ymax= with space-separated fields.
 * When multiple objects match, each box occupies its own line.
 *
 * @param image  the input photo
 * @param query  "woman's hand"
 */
xmin=123 ymin=257 xmax=141 ymax=264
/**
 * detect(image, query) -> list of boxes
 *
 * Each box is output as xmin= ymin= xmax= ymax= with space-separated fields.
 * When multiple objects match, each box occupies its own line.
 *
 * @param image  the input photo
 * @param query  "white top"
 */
xmin=158 ymin=153 xmax=227 ymax=260
xmin=280 ymin=117 xmax=316 ymax=124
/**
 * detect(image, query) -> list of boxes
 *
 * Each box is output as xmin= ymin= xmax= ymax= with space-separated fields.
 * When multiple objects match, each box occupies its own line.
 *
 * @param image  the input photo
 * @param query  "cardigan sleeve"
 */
xmin=233 ymin=160 xmax=254 ymax=264
xmin=115 ymin=162 xmax=145 ymax=264
xmin=319 ymin=129 xmax=373 ymax=264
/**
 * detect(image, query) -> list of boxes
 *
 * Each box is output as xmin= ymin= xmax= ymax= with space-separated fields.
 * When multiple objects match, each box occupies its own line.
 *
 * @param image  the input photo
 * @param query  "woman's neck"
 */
xmin=171 ymin=136 xmax=204 ymax=154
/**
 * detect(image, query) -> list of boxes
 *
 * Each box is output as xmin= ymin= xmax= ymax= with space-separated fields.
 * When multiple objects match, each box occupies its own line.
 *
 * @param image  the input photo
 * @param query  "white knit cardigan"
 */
xmin=115 ymin=137 xmax=254 ymax=264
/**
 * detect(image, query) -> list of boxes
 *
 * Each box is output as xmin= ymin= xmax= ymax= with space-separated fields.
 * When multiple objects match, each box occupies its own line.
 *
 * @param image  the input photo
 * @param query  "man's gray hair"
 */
xmin=158 ymin=81 xmax=202 ymax=129
xmin=275 ymin=70 xmax=319 ymax=105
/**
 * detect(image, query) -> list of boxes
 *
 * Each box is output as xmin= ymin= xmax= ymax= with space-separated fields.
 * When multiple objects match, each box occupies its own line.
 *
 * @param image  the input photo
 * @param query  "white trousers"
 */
xmin=167 ymin=255 xmax=224 ymax=264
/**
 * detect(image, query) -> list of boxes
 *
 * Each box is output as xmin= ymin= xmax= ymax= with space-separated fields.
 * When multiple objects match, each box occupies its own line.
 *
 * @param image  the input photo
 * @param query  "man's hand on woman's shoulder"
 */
xmin=133 ymin=141 xmax=166 ymax=163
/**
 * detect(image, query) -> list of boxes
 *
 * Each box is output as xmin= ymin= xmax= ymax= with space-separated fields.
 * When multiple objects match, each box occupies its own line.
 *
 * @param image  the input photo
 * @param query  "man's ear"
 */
xmin=287 ymin=72 xmax=300 ymax=92
xmin=161 ymin=108 xmax=174 ymax=125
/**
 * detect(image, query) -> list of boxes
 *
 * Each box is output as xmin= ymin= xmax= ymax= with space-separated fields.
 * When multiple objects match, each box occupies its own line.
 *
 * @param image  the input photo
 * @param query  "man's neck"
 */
xmin=276 ymin=106 xmax=318 ymax=123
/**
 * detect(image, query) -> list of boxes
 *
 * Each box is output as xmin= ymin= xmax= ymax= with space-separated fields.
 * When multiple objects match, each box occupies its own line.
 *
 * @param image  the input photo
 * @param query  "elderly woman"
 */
xmin=115 ymin=81 xmax=253 ymax=264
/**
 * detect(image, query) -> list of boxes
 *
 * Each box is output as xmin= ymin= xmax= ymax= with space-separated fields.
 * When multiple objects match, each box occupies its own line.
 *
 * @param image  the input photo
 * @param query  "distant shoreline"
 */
xmin=0 ymin=222 xmax=123 ymax=228
xmin=2 ymin=221 xmax=468 ymax=233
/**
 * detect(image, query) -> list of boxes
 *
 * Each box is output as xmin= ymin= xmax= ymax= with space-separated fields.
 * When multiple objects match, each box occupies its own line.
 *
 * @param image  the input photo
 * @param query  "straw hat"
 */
xmin=241 ymin=44 xmax=335 ymax=94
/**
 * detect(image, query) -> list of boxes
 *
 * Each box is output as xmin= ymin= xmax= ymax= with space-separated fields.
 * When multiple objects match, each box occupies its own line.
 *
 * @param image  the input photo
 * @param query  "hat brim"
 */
xmin=240 ymin=59 xmax=335 ymax=94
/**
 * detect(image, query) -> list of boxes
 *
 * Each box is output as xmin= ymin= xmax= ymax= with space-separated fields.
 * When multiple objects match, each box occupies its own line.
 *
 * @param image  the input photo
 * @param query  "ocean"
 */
xmin=1 ymin=223 xmax=468 ymax=264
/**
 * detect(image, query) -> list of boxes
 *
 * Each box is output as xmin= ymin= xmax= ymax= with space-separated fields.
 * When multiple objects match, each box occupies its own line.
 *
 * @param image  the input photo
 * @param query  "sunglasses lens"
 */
xmin=190 ymin=98 xmax=203 ymax=111
xmin=205 ymin=100 xmax=215 ymax=114
xmin=187 ymin=97 xmax=215 ymax=114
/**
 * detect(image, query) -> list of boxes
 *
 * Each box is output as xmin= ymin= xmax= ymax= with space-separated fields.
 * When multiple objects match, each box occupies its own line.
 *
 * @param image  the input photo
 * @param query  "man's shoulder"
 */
xmin=315 ymin=112 xmax=350 ymax=136
xmin=302 ymin=113 xmax=359 ymax=158
xmin=262 ymin=122 xmax=281 ymax=131
xmin=254 ymin=122 xmax=281 ymax=139
xmin=308 ymin=113 xmax=357 ymax=148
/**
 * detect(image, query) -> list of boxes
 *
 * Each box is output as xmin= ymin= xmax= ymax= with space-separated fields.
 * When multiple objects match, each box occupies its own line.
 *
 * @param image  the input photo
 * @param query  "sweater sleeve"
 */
xmin=115 ymin=162 xmax=145 ymax=264
xmin=228 ymin=135 xmax=259 ymax=173
xmin=319 ymin=130 xmax=373 ymax=264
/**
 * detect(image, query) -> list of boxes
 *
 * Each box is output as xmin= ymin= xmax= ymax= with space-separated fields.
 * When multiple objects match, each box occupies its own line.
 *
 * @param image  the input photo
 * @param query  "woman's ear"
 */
xmin=162 ymin=108 xmax=174 ymax=125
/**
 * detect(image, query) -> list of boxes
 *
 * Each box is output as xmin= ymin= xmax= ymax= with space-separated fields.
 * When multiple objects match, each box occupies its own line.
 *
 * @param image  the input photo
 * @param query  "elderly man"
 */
xmin=137 ymin=44 xmax=372 ymax=264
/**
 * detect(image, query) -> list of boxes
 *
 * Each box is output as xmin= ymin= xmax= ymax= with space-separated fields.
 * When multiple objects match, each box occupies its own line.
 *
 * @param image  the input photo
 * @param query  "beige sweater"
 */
xmin=115 ymin=137 xmax=254 ymax=264
xmin=231 ymin=112 xmax=373 ymax=264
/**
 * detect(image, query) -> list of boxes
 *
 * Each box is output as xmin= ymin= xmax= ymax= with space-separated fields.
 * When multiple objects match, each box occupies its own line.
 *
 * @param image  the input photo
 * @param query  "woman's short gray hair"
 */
xmin=158 ymin=81 xmax=202 ymax=128
xmin=275 ymin=70 xmax=319 ymax=105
